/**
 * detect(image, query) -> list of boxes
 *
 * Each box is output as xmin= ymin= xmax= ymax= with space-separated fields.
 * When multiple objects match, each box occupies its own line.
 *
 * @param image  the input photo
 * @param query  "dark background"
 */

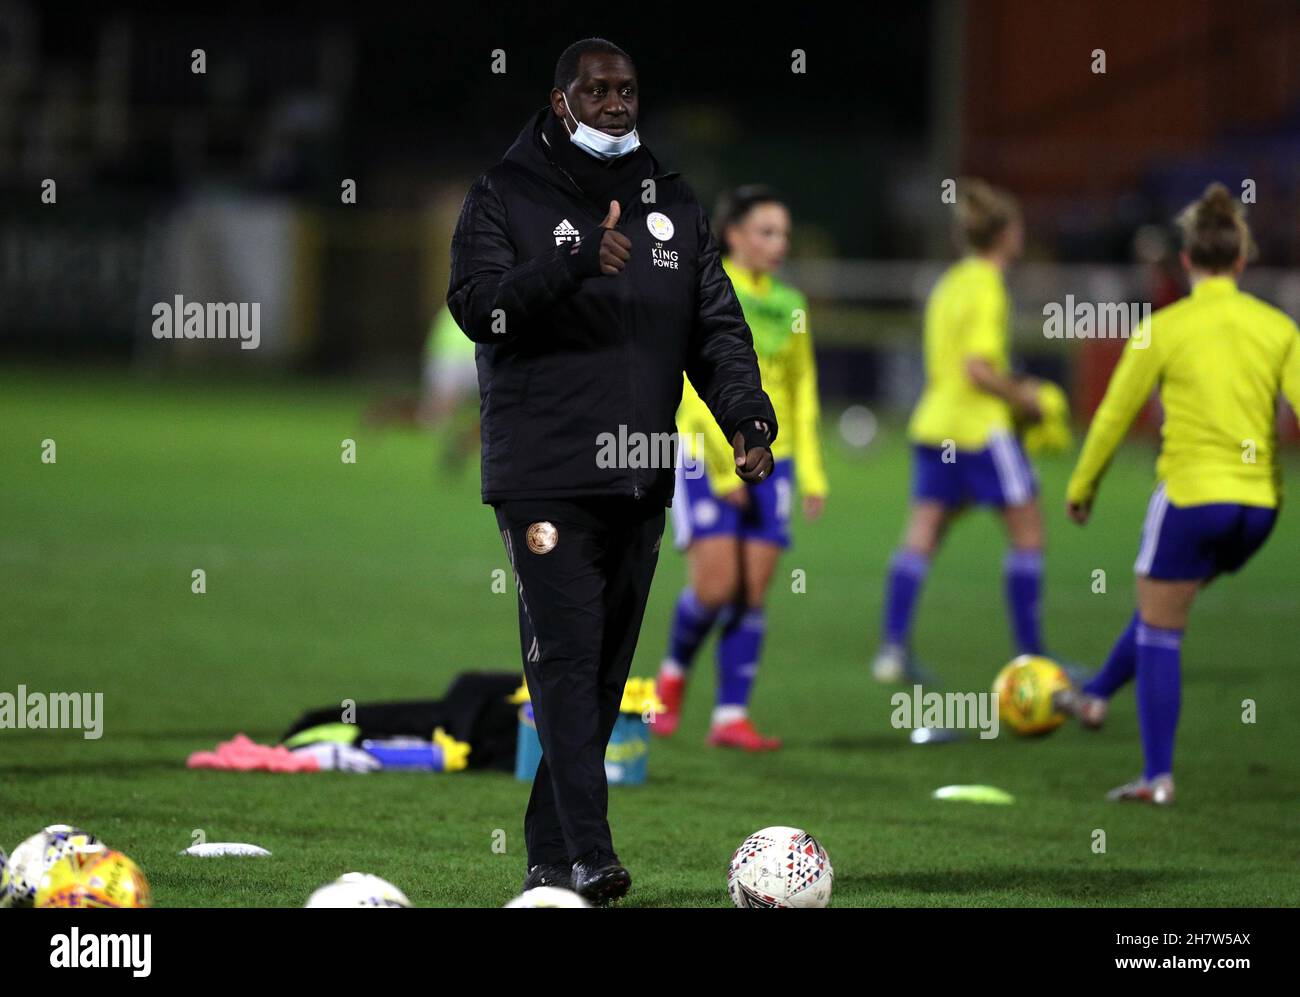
xmin=4 ymin=0 xmax=1299 ymax=387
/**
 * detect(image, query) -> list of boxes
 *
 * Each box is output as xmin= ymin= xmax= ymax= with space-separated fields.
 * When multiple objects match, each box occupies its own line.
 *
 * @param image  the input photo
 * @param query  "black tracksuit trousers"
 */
xmin=496 ymin=496 xmax=665 ymax=867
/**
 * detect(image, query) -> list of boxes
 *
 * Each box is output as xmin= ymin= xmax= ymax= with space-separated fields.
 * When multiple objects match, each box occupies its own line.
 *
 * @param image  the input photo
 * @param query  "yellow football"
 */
xmin=37 ymin=848 xmax=151 ymax=909
xmin=993 ymin=655 xmax=1071 ymax=736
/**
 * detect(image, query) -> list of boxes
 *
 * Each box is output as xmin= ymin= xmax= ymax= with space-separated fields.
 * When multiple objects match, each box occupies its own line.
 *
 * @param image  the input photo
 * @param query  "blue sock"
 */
xmin=1135 ymin=621 xmax=1183 ymax=780
xmin=1084 ymin=610 xmax=1140 ymax=699
xmin=667 ymin=587 xmax=720 ymax=671
xmin=1004 ymin=548 xmax=1045 ymax=655
xmin=882 ymin=549 xmax=929 ymax=648
xmin=716 ymin=606 xmax=765 ymax=708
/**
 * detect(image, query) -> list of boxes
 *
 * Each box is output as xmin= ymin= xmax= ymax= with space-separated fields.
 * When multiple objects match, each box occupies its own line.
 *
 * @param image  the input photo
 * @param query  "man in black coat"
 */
xmin=448 ymin=37 xmax=776 ymax=905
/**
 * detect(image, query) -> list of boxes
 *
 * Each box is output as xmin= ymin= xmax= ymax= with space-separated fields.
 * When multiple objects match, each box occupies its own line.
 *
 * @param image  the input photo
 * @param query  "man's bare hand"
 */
xmin=732 ymin=429 xmax=774 ymax=484
xmin=598 ymin=200 xmax=631 ymax=275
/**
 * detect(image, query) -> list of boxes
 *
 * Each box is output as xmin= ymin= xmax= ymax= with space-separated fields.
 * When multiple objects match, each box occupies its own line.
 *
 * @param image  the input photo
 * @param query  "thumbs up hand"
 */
xmin=597 ymin=200 xmax=632 ymax=275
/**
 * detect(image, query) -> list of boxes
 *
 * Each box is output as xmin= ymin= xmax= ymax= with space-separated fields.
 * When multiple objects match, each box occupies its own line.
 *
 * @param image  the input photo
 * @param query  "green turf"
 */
xmin=2 ymin=367 xmax=1298 ymax=907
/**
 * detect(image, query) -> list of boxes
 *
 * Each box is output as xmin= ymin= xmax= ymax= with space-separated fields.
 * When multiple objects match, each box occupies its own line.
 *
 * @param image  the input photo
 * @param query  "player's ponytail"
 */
xmin=954 ymin=178 xmax=1020 ymax=254
xmin=1177 ymin=182 xmax=1253 ymax=273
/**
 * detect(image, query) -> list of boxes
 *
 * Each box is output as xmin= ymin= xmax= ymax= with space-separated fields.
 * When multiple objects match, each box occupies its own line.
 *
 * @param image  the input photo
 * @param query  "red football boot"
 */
xmin=654 ymin=666 xmax=685 ymax=738
xmin=706 ymin=717 xmax=782 ymax=752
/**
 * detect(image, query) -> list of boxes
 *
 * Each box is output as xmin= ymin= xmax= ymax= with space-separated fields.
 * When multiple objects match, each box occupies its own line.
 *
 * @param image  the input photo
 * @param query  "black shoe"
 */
xmin=522 ymin=862 xmax=573 ymax=892
xmin=571 ymin=854 xmax=631 ymax=905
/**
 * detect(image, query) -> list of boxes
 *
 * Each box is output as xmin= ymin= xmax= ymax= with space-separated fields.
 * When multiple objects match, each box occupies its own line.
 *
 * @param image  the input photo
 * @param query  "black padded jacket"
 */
xmin=447 ymin=108 xmax=777 ymax=504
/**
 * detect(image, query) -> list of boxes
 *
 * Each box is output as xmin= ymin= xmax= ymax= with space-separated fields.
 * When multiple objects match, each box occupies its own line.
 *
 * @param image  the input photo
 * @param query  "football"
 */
xmin=304 ymin=872 xmax=411 ymax=908
xmin=37 ymin=846 xmax=151 ymax=908
xmin=36 ymin=841 xmax=108 ymax=903
xmin=504 ymin=886 xmax=591 ymax=908
xmin=7 ymin=824 xmax=101 ymax=908
xmin=727 ymin=826 xmax=833 ymax=908
xmin=993 ymin=655 xmax=1071 ymax=736
xmin=0 ymin=847 xmax=10 ymax=908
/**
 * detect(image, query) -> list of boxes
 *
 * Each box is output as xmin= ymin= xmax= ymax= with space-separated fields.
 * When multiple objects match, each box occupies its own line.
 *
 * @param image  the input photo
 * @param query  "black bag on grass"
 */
xmin=280 ymin=672 xmax=522 ymax=772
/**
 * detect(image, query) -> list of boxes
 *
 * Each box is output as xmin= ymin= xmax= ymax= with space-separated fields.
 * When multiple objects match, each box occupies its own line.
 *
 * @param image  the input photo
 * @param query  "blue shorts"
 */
xmin=911 ymin=433 xmax=1038 ymax=508
xmin=1134 ymin=483 xmax=1277 ymax=580
xmin=671 ymin=458 xmax=794 ymax=551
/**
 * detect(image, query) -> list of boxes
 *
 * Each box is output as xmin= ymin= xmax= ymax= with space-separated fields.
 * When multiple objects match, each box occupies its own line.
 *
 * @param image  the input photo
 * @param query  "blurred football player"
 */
xmin=871 ymin=179 xmax=1048 ymax=683
xmin=419 ymin=305 xmax=480 ymax=473
xmin=1062 ymin=183 xmax=1300 ymax=804
xmin=655 ymin=186 xmax=828 ymax=750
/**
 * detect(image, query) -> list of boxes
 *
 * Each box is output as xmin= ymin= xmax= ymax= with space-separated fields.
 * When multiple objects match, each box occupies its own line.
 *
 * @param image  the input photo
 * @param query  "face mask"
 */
xmin=561 ymin=93 xmax=640 ymax=160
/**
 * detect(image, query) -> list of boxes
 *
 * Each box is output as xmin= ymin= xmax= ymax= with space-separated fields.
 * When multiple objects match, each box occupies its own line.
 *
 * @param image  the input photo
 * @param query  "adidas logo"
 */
xmin=553 ymin=219 xmax=580 ymax=245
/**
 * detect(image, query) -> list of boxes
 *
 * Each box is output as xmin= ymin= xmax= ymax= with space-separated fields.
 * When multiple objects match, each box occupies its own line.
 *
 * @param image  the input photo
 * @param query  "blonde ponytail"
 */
xmin=1177 ymin=182 xmax=1253 ymax=272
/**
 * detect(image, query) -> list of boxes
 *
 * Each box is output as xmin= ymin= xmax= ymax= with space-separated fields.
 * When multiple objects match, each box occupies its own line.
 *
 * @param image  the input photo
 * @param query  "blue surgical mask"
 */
xmin=561 ymin=93 xmax=640 ymax=160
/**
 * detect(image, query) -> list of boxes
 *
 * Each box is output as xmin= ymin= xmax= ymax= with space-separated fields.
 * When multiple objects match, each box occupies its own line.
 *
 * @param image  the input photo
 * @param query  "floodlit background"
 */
xmin=8 ymin=0 xmax=1300 ymax=400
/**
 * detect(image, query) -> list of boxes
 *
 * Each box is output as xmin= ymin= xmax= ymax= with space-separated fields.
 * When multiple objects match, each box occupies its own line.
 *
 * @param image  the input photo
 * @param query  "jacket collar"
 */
xmin=1191 ymin=275 xmax=1237 ymax=298
xmin=502 ymin=107 xmax=678 ymax=195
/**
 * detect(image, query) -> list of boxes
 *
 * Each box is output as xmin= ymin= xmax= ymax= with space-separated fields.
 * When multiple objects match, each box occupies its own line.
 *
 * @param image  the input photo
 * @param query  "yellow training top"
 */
xmin=1067 ymin=276 xmax=1300 ymax=508
xmin=909 ymin=256 xmax=1015 ymax=450
xmin=678 ymin=259 xmax=827 ymax=498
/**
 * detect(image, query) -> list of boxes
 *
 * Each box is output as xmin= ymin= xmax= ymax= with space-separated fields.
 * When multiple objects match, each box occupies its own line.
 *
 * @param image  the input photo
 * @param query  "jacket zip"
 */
xmin=545 ymin=158 xmax=679 ymax=500
xmin=627 ymin=240 xmax=640 ymax=499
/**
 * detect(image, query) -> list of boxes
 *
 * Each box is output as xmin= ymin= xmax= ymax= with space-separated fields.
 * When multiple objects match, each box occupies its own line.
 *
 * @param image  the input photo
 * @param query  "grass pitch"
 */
xmin=2 ymin=367 xmax=1298 ymax=907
